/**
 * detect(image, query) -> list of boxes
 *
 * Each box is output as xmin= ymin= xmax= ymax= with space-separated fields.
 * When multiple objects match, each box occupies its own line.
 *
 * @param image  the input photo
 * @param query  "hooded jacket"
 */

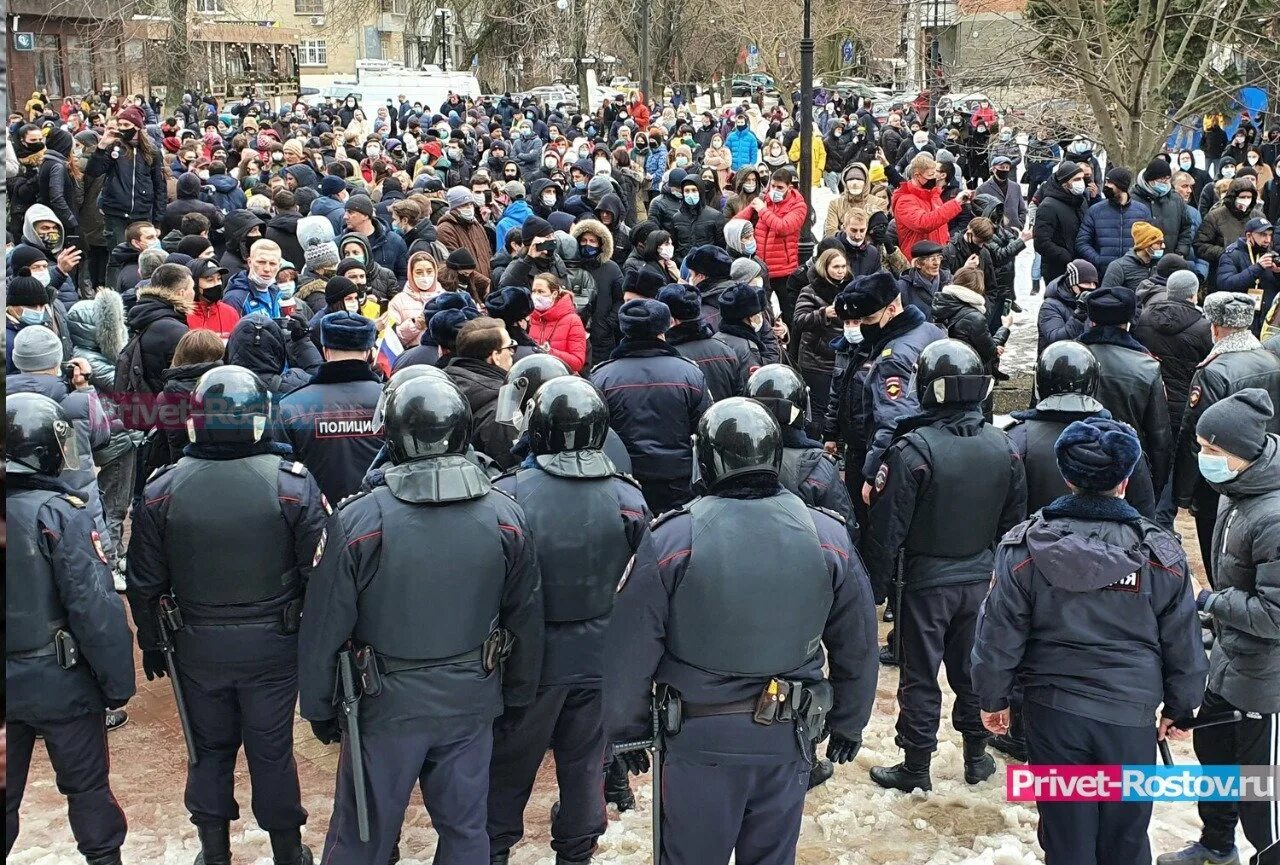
xmin=225 ymin=314 xmax=315 ymax=397
xmin=1036 ymin=274 xmax=1086 ymax=357
xmin=264 ymin=210 xmax=306 ymax=271
xmin=931 ymin=284 xmax=1007 ymax=368
xmin=823 ymin=163 xmax=890 ymax=237
xmin=570 ymin=219 xmax=624 ymax=366
xmin=668 ymin=197 xmax=727 ymax=261
xmin=1195 ymin=179 xmax=1258 ymax=281
xmin=1202 ymin=436 xmax=1280 ymax=713
xmin=207 ymin=173 xmax=247 ymax=215
xmin=1033 ymin=179 xmax=1090 ymax=284
xmin=219 ymin=209 xmax=266 ymax=275
xmin=18 ymin=203 xmax=78 ymax=306
xmin=973 ymin=493 xmax=1206 ymax=727
xmin=1132 ymin=298 xmax=1213 ymax=435
xmin=495 ymin=197 xmax=532 ymax=251
xmin=1216 ymin=236 xmax=1279 ymax=316
xmin=124 ymin=279 xmax=192 ymax=393
xmin=792 ymin=264 xmax=847 ymax=375
xmin=337 ymin=231 xmax=399 ymax=303
xmin=1131 ymin=175 xmax=1193 ymax=259
xmin=436 ymin=209 xmax=493 ymax=282
xmin=163 ymin=173 xmax=224 ymax=235
xmin=65 ymin=289 xmax=128 ymax=391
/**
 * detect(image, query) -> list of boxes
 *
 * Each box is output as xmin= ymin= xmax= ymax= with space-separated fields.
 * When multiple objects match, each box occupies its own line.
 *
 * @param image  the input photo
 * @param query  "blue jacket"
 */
xmin=1036 ymin=274 xmax=1086 ymax=357
xmin=223 ymin=271 xmax=281 ymax=318
xmin=1217 ymin=237 xmax=1279 ymax=317
xmin=495 ymin=198 xmax=533 ymax=251
xmin=309 ymin=194 xmax=346 ymax=235
xmin=1075 ymin=198 xmax=1152 ymax=274
xmin=207 ymin=174 xmax=246 ymax=215
xmin=644 ymin=146 xmax=670 ymax=191
xmin=973 ymin=493 xmax=1207 ymax=727
xmin=725 ymin=128 xmax=760 ymax=170
xmin=363 ymin=218 xmax=409 ymax=282
xmin=589 ymin=340 xmax=711 ymax=481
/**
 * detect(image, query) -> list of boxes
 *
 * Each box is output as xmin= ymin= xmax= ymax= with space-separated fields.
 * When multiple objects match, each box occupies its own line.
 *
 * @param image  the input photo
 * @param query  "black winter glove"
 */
xmin=283 ymin=314 xmax=309 ymax=342
xmin=869 ymin=222 xmax=887 ymax=247
xmin=826 ymin=733 xmax=862 ymax=764
xmin=1073 ymin=290 xmax=1092 ymax=321
xmin=311 ymin=718 xmax=342 ymax=745
xmin=141 ymin=649 xmax=168 ymax=681
xmin=618 ymin=748 xmax=651 ymax=775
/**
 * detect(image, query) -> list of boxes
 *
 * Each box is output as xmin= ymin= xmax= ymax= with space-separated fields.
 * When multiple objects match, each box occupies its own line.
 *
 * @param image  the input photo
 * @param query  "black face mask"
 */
xmin=993 ymin=168 xmax=1010 ymax=180
xmin=859 ymin=321 xmax=882 ymax=343
xmin=202 ymin=283 xmax=224 ymax=301
xmin=119 ymin=127 xmax=137 ymax=143
xmin=1102 ymin=186 xmax=1117 ymax=202
xmin=921 ymin=178 xmax=938 ymax=190
xmin=24 ymin=140 xmax=45 ymax=153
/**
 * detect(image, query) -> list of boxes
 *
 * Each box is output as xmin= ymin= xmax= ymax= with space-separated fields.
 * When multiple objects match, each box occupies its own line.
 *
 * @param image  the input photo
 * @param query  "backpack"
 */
xmin=113 ymin=329 xmax=152 ymax=430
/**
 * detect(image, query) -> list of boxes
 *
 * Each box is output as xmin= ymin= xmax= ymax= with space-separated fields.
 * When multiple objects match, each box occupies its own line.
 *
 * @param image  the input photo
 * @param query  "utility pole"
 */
xmin=639 ymin=0 xmax=652 ymax=104
xmin=797 ymin=0 xmax=815 ymax=261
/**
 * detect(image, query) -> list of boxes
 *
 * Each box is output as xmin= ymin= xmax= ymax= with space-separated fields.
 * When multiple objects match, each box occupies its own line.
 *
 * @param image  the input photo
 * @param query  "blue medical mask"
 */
xmin=19 ymin=308 xmax=47 ymax=326
xmin=743 ymin=240 xmax=757 ymax=255
xmin=842 ymin=325 xmax=863 ymax=344
xmin=1198 ymin=453 xmax=1239 ymax=483
xmin=1152 ymin=181 xmax=1171 ymax=196
xmin=683 ymin=192 xmax=700 ymax=206
xmin=1150 ymin=249 xmax=1164 ymax=260
xmin=277 ymin=281 xmax=296 ymax=299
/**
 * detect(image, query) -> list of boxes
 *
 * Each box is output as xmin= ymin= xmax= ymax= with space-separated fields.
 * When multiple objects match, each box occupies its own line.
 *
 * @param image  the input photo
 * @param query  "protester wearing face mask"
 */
xmin=85 ymin=107 xmax=167 ymax=252
xmin=223 ymin=238 xmax=284 ymax=318
xmin=1196 ymin=179 xmax=1264 ymax=287
xmin=391 ymin=251 xmax=445 ymax=347
xmin=15 ymin=205 xmax=82 ymax=305
xmin=5 ymin=272 xmax=70 ymax=373
xmin=1130 ymin=158 xmax=1194 ymax=260
xmin=525 ymin=272 xmax=587 ymax=373
xmin=1216 ymin=219 xmax=1279 ymax=332
xmin=184 ymin=258 xmax=239 ymax=341
xmin=1076 ymin=167 xmax=1153 ymax=275
xmin=435 ymin=186 xmax=493 ymax=284
xmin=725 ymin=113 xmax=760 ymax=170
xmin=1172 ymin=294 xmax=1280 ymax=590
xmin=1033 ymin=161 xmax=1093 ymax=285
xmin=975 ymin=154 xmax=1028 ymax=229
xmin=1100 ymin=221 xmax=1165 ymax=292
xmin=892 ymin=155 xmax=971 ymax=278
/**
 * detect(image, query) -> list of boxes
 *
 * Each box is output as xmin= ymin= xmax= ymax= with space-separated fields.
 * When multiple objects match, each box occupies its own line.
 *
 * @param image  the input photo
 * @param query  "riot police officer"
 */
xmin=299 ymin=375 xmax=544 ymax=865
xmin=1010 ymin=341 xmax=1156 ymax=517
xmin=488 ymin=377 xmax=655 ymax=865
xmin=745 ymin=364 xmax=854 ymax=525
xmin=863 ymin=340 xmax=1026 ymax=792
xmin=7 ymin=393 xmax=136 ymax=865
xmin=498 ymin=352 xmax=633 ymax=473
xmin=605 ymin=397 xmax=879 ymax=865
xmin=127 ymin=365 xmax=329 ymax=865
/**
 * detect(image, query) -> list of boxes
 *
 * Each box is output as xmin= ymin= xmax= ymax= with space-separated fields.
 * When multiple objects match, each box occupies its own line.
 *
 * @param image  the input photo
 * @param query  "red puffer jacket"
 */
xmin=737 ymin=187 xmax=809 ymax=278
xmin=528 ymin=292 xmax=588 ymax=372
xmin=891 ymin=180 xmax=964 ymax=259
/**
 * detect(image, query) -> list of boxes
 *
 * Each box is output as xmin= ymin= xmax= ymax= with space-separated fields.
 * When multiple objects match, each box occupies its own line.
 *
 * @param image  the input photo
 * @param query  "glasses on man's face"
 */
xmin=501 ymin=341 xmax=518 ymax=354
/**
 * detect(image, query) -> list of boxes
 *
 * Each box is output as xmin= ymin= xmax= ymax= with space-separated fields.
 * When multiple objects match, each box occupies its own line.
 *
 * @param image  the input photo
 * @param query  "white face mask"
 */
xmin=1070 ymin=180 xmax=1087 ymax=195
xmin=658 ymin=243 xmax=674 ymax=260
xmin=343 ymin=298 xmax=360 ymax=313
xmin=843 ymin=325 xmax=862 ymax=344
xmin=32 ymin=269 xmax=52 ymax=287
xmin=533 ymin=294 xmax=555 ymax=312
xmin=414 ymin=274 xmax=436 ymax=291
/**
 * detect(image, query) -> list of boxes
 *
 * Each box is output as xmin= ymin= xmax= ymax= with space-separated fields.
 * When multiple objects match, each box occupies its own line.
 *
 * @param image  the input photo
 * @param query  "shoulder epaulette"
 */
xmin=495 ymin=465 xmax=522 ymax=483
xmin=612 ymin=471 xmax=644 ymax=492
xmin=808 ymin=504 xmax=847 ymax=525
xmin=650 ymin=504 xmax=689 ymax=529
xmin=488 ymin=484 xmax=517 ymax=502
xmin=999 ymin=517 xmax=1037 ymax=546
xmin=816 ymin=450 xmax=839 ymax=466
xmin=335 ymin=489 xmax=371 ymax=511
xmin=145 ymin=462 xmax=177 ymax=484
xmin=1141 ymin=523 xmax=1186 ymax=571
xmin=61 ymin=493 xmax=87 ymax=509
xmin=281 ymin=459 xmax=308 ymax=477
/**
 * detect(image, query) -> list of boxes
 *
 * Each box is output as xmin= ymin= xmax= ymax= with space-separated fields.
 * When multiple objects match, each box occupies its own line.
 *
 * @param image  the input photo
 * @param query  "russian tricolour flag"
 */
xmin=376 ymin=328 xmax=404 ymax=377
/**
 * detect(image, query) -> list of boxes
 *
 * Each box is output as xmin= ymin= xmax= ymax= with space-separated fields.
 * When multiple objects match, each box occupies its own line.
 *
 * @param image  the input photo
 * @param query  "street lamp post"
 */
xmin=797 ymin=0 xmax=815 ymax=261
xmin=435 ymin=8 xmax=450 ymax=71
xmin=639 ymin=0 xmax=652 ymax=106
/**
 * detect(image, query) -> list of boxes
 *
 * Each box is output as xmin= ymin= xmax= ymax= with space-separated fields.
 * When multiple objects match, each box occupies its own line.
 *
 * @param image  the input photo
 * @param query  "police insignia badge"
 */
xmin=616 ymin=555 xmax=636 ymax=593
xmin=874 ymin=463 xmax=889 ymax=493
xmin=91 ymin=531 xmax=109 ymax=564
xmin=1188 ymin=385 xmax=1201 ymax=408
xmin=885 ymin=376 xmax=903 ymax=400
xmin=312 ymin=528 xmax=328 ymax=568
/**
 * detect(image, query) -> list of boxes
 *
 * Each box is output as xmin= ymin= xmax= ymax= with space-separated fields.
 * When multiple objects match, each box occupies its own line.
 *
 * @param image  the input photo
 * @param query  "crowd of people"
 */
xmin=5 ymin=82 xmax=1280 ymax=865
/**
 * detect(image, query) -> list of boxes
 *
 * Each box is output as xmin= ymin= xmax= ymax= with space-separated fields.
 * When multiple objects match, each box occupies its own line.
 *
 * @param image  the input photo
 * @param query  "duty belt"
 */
xmin=6 ymin=642 xmax=59 ymax=660
xmin=375 ymin=647 xmax=485 ymax=674
xmin=682 ymin=698 xmax=759 ymax=719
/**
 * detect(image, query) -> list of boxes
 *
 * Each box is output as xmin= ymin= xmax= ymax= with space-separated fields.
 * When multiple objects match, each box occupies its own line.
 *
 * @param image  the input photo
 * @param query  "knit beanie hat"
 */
xmin=1055 ymin=417 xmax=1143 ymax=492
xmin=1053 ymin=161 xmax=1085 ymax=183
xmin=1142 ymin=158 xmax=1173 ymax=182
xmin=336 ymin=258 xmax=366 ymax=278
xmin=176 ymin=235 xmax=213 ymax=258
xmin=298 ymin=215 xmax=340 ymax=271
xmin=1154 ymin=253 xmax=1188 ymax=278
xmin=8 ymin=275 xmax=51 ymax=307
xmin=1203 ymin=291 xmax=1257 ymax=329
xmin=1104 ymin=167 xmax=1132 ymax=193
xmin=1065 ymin=259 xmax=1099 ymax=288
xmin=1165 ymin=270 xmax=1200 ymax=303
xmin=324 ymin=276 xmax=359 ymax=306
xmin=446 ymin=186 xmax=473 ymax=210
xmin=446 ymin=248 xmax=477 ymax=271
xmin=321 ymin=175 xmax=346 ymax=196
xmin=1131 ymin=222 xmax=1164 ymax=250
xmin=1197 ymin=388 xmax=1274 ymax=462
xmin=730 ymin=257 xmax=764 ymax=284
xmin=12 ymin=325 xmax=64 ymax=372
xmin=522 ymin=215 xmax=555 ymax=242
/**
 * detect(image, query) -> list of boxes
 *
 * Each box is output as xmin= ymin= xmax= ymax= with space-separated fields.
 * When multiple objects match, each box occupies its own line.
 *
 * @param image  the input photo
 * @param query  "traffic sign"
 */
xmin=14 ymin=32 xmax=34 ymax=51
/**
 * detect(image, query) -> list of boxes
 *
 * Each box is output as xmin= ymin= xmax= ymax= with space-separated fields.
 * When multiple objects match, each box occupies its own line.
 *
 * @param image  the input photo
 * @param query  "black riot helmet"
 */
xmin=695 ymin=397 xmax=783 ymax=486
xmin=745 ymin=364 xmax=809 ymax=430
xmin=915 ymin=339 xmax=991 ymax=407
xmin=528 ymin=377 xmax=610 ymax=455
xmin=187 ymin=365 xmax=272 ymax=444
xmin=1036 ymin=341 xmax=1100 ymax=398
xmin=373 ymin=364 xmax=450 ymax=431
xmin=6 ymin=392 xmax=80 ymax=476
xmin=383 ymin=376 xmax=472 ymax=464
xmin=496 ymin=353 xmax=572 ymax=429
xmin=972 ymin=192 xmax=1004 ymax=224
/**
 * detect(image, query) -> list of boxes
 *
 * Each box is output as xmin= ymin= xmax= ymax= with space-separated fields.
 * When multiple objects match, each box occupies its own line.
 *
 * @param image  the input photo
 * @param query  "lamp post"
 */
xmin=639 ymin=0 xmax=652 ymax=106
xmin=435 ymin=8 xmax=451 ymax=71
xmin=797 ymin=0 xmax=815 ymax=261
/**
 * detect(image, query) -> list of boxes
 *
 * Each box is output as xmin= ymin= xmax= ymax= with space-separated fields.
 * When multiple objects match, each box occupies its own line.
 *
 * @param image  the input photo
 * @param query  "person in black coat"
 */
xmin=442 ymin=316 xmax=521 ymax=470
xmin=658 ymin=283 xmax=748 ymax=401
xmin=123 ymin=263 xmax=193 ymax=394
xmin=669 ymin=174 xmax=728 ymax=260
xmin=1132 ymin=269 xmax=1213 ymax=439
xmin=226 ymin=313 xmax=318 ymax=399
xmin=7 ymin=394 xmax=137 ymax=865
xmin=163 ymin=172 xmax=224 ymax=236
xmin=931 ymin=268 xmax=1009 ymax=383
xmin=571 ymin=219 xmax=625 ymax=367
xmin=1036 ymin=258 xmax=1097 ymax=358
xmin=1033 ymin=162 xmax=1091 ymax=285
xmin=36 ymin=128 xmax=81 ymax=240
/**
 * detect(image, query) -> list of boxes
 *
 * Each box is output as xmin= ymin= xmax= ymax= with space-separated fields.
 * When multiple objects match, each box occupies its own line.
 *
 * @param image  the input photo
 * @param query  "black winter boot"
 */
xmin=1030 ymin=278 xmax=1042 ymax=295
xmin=489 ymin=852 xmax=510 ymax=865
xmin=963 ymin=735 xmax=997 ymax=784
xmin=194 ymin=822 xmax=232 ymax=865
xmin=807 ymin=758 xmax=835 ymax=790
xmin=869 ymin=748 xmax=932 ymax=792
xmin=85 ymin=852 xmax=123 ymax=865
xmin=268 ymin=829 xmax=313 ymax=865
xmin=878 ymin=629 xmax=897 ymax=667
xmin=604 ymin=758 xmax=635 ymax=812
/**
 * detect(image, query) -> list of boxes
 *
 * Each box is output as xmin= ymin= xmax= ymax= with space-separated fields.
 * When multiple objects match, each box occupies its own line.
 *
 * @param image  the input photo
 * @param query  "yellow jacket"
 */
xmin=788 ymin=135 xmax=826 ymax=187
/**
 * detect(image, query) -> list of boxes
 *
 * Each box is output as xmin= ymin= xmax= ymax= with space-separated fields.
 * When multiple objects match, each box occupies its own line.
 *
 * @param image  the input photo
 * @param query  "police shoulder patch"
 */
xmin=1188 ymin=384 xmax=1202 ymax=408
xmin=1143 ymin=525 xmax=1186 ymax=571
xmin=884 ymin=376 xmax=903 ymax=400
xmin=874 ymin=462 xmax=890 ymax=493
xmin=489 ymin=484 xmax=518 ymax=502
xmin=282 ymin=459 xmax=308 ymax=477
xmin=1000 ymin=517 xmax=1035 ymax=546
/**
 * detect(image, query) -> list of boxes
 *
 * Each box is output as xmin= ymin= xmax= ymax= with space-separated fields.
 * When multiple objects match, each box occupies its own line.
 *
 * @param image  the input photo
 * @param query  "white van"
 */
xmin=302 ymin=61 xmax=480 ymax=114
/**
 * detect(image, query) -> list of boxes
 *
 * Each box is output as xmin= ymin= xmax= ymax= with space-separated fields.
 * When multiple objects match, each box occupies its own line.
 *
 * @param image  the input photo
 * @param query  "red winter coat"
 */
xmin=737 ymin=188 xmax=808 ymax=278
xmin=187 ymin=299 xmax=241 ymax=341
xmin=891 ymin=181 xmax=963 ymax=260
xmin=528 ymin=292 xmax=588 ymax=372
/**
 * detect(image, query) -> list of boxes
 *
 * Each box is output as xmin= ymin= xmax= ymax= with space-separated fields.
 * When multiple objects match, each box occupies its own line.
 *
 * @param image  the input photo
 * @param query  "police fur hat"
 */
xmin=685 ymin=244 xmax=733 ymax=280
xmin=839 ymin=271 xmax=899 ymax=318
xmin=1085 ymin=285 xmax=1137 ymax=325
xmin=656 ymin=284 xmax=702 ymax=321
xmin=429 ymin=306 xmax=480 ymax=350
xmin=1054 ymin=416 xmax=1142 ymax=492
xmin=618 ymin=298 xmax=672 ymax=339
xmin=320 ymin=311 xmax=376 ymax=350
xmin=622 ymin=268 xmax=667 ymax=299
xmin=1203 ymin=291 xmax=1256 ymax=329
xmin=717 ymin=283 xmax=764 ymax=322
xmin=483 ymin=286 xmax=534 ymax=324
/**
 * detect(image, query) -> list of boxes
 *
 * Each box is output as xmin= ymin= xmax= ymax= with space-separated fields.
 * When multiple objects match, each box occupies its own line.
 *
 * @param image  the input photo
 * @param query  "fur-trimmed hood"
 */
xmin=137 ymin=280 xmax=195 ymax=314
xmin=940 ymin=283 xmax=987 ymax=311
xmin=570 ymin=218 xmax=615 ymax=262
xmin=65 ymin=288 xmax=127 ymax=359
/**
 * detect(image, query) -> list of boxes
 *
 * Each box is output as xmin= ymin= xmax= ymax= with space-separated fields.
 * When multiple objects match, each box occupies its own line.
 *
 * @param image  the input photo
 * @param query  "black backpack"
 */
xmin=113 ymin=329 xmax=152 ymax=430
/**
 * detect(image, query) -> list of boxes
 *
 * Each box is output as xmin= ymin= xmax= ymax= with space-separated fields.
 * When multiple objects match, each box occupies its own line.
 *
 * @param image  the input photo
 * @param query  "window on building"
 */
xmin=299 ymin=40 xmax=328 ymax=66
xmin=380 ymin=0 xmax=406 ymax=12
xmin=195 ymin=0 xmax=225 ymax=12
xmin=33 ymin=35 xmax=64 ymax=99
xmin=295 ymin=0 xmax=325 ymax=14
xmin=64 ymin=37 xmax=96 ymax=96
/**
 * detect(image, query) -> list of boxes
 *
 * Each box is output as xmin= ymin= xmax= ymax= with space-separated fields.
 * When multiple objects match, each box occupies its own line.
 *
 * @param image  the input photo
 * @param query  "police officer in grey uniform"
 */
xmin=488 ymin=377 xmax=656 ymax=865
xmin=7 ymin=393 xmax=136 ymax=865
xmin=299 ymin=374 xmax=544 ymax=865
xmin=127 ymin=365 xmax=329 ymax=865
xmin=605 ymin=397 xmax=879 ymax=865
xmin=863 ymin=340 xmax=1026 ymax=792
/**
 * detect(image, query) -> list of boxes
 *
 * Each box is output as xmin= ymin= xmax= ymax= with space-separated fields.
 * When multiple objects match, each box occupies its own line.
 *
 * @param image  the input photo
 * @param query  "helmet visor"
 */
xmin=495 ymin=377 xmax=530 ymax=428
